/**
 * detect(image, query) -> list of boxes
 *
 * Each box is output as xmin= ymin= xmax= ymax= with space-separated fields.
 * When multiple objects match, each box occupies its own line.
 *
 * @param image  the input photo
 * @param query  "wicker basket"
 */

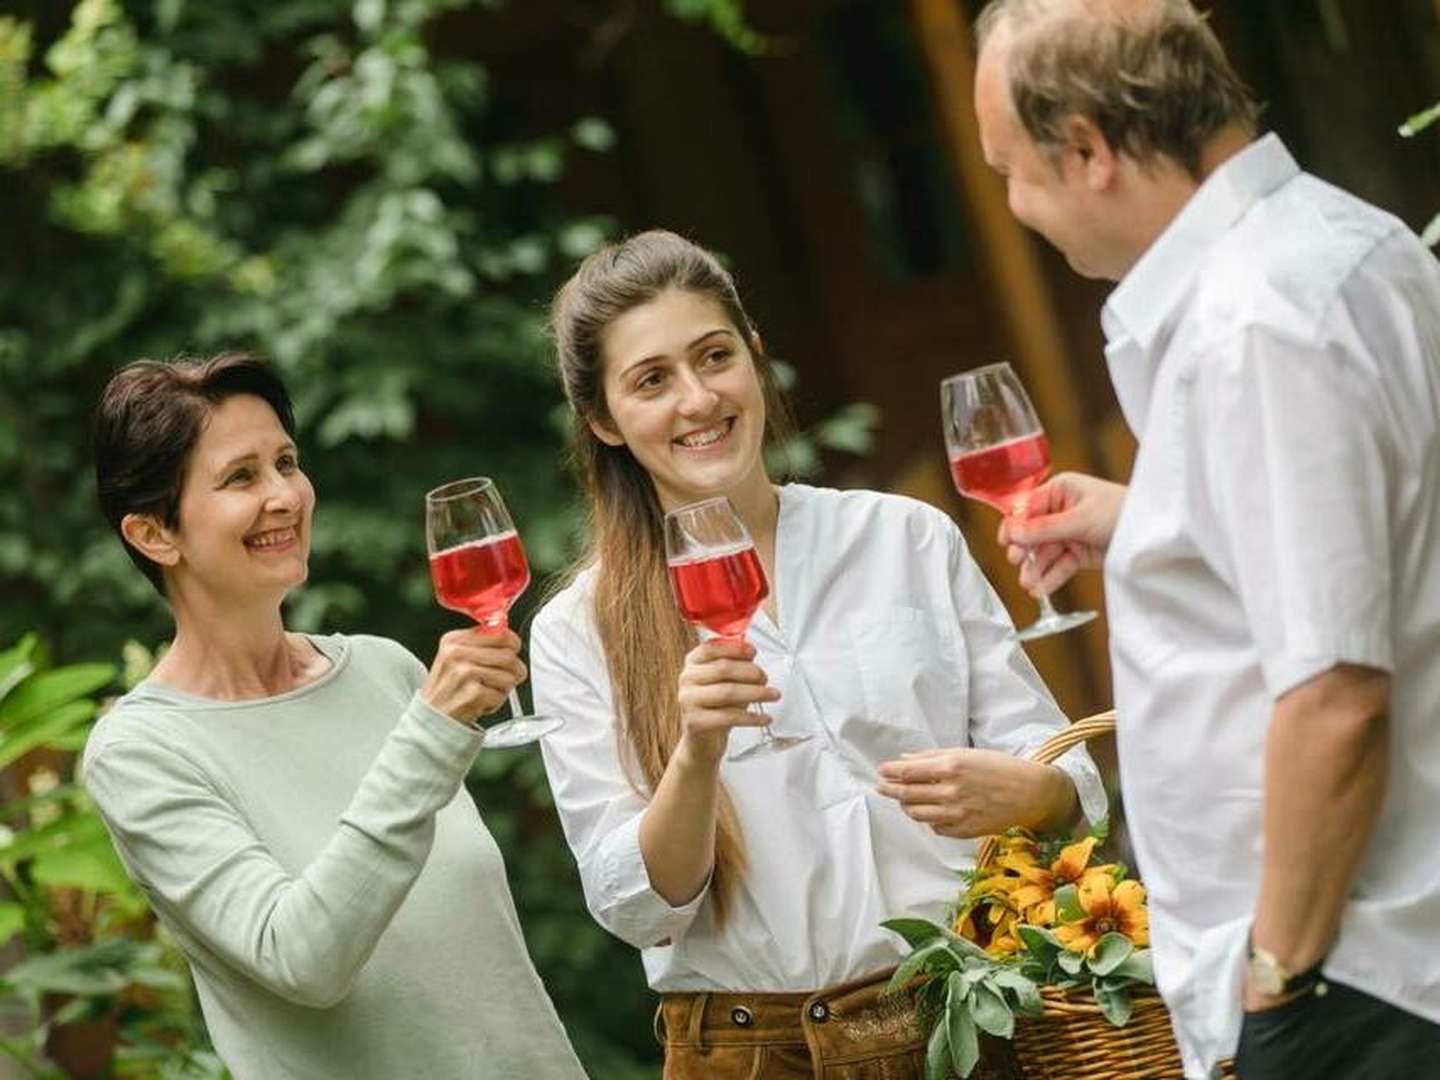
xmin=968 ymin=711 xmax=1237 ymax=1080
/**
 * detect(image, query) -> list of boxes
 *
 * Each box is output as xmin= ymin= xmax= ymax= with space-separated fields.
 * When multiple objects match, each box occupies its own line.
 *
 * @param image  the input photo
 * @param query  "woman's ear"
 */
xmin=748 ymin=329 xmax=766 ymax=357
xmin=585 ymin=413 xmax=626 ymax=448
xmin=120 ymin=513 xmax=181 ymax=568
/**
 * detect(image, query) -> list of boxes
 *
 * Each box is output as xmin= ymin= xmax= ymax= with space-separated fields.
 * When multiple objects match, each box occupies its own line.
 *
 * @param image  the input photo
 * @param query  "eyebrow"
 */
xmin=616 ymin=327 xmax=736 ymax=382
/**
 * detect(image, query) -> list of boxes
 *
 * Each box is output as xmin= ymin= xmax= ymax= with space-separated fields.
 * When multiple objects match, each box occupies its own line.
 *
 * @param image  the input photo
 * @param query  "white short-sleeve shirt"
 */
xmin=531 ymin=484 xmax=1106 ymax=992
xmin=1101 ymin=134 xmax=1440 ymax=1077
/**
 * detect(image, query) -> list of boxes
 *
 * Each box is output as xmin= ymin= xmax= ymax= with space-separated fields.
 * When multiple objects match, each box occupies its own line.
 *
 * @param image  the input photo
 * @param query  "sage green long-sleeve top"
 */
xmin=82 ymin=633 xmax=586 ymax=1080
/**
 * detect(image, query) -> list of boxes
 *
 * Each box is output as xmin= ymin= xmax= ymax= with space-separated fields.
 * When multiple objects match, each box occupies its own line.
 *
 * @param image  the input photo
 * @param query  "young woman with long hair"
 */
xmin=531 ymin=230 xmax=1105 ymax=1078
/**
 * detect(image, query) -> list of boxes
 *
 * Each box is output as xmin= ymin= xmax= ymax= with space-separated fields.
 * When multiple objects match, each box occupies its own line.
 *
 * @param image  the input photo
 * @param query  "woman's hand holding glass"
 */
xmin=425 ymin=476 xmax=563 ymax=747
xmin=421 ymin=626 xmax=528 ymax=727
xmin=674 ymin=638 xmax=781 ymax=769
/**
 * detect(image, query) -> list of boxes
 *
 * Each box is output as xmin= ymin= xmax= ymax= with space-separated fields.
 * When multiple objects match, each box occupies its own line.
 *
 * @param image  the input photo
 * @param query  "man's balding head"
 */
xmin=974 ymin=0 xmax=1257 ymax=177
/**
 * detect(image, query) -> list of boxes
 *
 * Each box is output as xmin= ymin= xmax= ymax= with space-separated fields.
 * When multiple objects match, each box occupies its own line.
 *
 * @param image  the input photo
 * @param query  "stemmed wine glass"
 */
xmin=941 ymin=362 xmax=1097 ymax=642
xmin=664 ymin=496 xmax=809 ymax=761
xmin=425 ymin=477 xmax=564 ymax=747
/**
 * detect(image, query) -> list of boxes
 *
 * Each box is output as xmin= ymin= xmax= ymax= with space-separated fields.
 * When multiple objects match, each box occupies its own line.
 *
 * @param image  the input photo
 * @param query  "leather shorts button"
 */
xmin=808 ymin=1001 xmax=829 ymax=1022
xmin=730 ymin=1006 xmax=753 ymax=1027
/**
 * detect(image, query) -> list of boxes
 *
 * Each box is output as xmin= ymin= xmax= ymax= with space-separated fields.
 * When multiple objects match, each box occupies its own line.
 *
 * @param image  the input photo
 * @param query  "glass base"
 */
xmin=481 ymin=714 xmax=564 ymax=748
xmin=1011 ymin=609 xmax=1098 ymax=642
xmin=727 ymin=731 xmax=812 ymax=762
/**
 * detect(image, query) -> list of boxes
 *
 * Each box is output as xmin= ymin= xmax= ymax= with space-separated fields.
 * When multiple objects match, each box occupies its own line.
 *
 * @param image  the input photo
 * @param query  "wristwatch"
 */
xmin=1247 ymin=940 xmax=1324 ymax=997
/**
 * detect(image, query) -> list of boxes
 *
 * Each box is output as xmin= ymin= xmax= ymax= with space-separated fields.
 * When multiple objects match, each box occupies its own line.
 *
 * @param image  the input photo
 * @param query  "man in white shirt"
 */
xmin=971 ymin=1 xmax=1440 ymax=1078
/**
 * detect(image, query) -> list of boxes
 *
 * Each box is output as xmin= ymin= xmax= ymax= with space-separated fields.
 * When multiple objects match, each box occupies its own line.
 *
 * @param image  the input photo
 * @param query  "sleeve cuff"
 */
xmin=1259 ymin=632 xmax=1393 ymax=701
xmin=594 ymin=813 xmax=710 ymax=947
xmin=403 ymin=692 xmax=486 ymax=763
xmin=1052 ymin=747 xmax=1110 ymax=830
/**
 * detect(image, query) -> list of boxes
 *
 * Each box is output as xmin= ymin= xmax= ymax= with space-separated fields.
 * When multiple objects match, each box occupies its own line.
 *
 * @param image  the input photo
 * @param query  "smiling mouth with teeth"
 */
xmin=675 ymin=417 xmax=735 ymax=449
xmin=246 ymin=528 xmax=297 ymax=550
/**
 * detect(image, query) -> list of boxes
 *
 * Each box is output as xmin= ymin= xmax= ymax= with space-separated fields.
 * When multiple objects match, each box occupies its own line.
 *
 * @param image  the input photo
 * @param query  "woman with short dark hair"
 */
xmin=84 ymin=353 xmax=585 ymax=1079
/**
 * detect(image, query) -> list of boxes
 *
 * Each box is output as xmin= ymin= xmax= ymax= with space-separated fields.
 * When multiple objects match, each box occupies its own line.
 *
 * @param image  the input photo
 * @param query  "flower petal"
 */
xmin=1077 ymin=874 xmax=1114 ymax=918
xmin=1052 ymin=836 xmax=1099 ymax=882
xmin=1113 ymin=880 xmax=1147 ymax=913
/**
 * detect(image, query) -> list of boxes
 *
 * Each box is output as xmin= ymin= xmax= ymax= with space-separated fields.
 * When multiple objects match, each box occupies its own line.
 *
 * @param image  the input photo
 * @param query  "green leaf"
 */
xmin=1095 ymin=984 xmax=1134 ymax=1027
xmin=0 ymin=700 xmax=97 ymax=768
xmin=968 ymin=980 xmax=1014 ymax=1039
xmin=0 ymin=811 xmax=109 ymax=867
xmin=946 ymin=975 xmax=981 ymax=1078
xmin=944 ymin=932 xmax=994 ymax=964
xmin=1088 ymin=932 xmax=1135 ymax=976
xmin=0 ymin=938 xmax=136 ymax=997
xmin=1421 ymin=210 xmax=1440 ymax=249
xmin=882 ymin=917 xmax=948 ymax=950
xmin=570 ymin=116 xmax=614 ymax=152
xmin=1052 ymin=883 xmax=1084 ymax=923
xmin=1056 ymin=949 xmax=1084 ymax=976
xmin=1109 ymin=949 xmax=1155 ymax=985
xmin=925 ymin=1012 xmax=951 ymax=1080
xmin=1016 ymin=923 xmax=1062 ymax=960
xmin=1399 ymin=100 xmax=1440 ymax=138
xmin=0 ymin=635 xmax=37 ymax=700
xmin=0 ymin=663 xmax=115 ymax=729
xmin=0 ymin=901 xmax=25 ymax=943
xmin=813 ymin=402 xmax=879 ymax=456
xmin=31 ymin=838 xmax=133 ymax=896
xmin=887 ymin=938 xmax=958 ymax=995
xmin=992 ymin=968 xmax=1043 ymax=1017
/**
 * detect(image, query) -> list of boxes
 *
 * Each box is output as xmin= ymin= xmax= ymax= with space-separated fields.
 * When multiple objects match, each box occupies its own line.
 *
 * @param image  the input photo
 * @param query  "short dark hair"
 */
xmin=93 ymin=353 xmax=297 ymax=594
xmin=976 ymin=0 xmax=1259 ymax=177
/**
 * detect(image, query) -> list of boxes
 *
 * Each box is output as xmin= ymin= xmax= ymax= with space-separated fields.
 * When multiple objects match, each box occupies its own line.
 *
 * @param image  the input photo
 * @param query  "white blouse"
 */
xmin=531 ymin=484 xmax=1105 ymax=992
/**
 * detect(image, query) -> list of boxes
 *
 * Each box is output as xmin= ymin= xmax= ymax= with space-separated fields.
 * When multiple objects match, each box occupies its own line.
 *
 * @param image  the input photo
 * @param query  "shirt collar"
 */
xmin=1101 ymin=134 xmax=1300 ymax=432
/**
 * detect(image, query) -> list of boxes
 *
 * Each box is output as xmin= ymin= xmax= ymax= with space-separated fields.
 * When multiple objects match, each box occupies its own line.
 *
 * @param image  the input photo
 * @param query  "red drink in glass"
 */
xmin=949 ymin=432 xmax=1051 ymax=513
xmin=429 ymin=531 xmax=531 ymax=625
xmin=667 ymin=545 xmax=769 ymax=638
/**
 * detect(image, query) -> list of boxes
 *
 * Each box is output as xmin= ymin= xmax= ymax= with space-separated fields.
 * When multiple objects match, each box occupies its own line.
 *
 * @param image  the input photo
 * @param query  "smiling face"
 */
xmin=158 ymin=394 xmax=314 ymax=602
xmin=592 ymin=288 xmax=770 ymax=511
xmin=975 ymin=33 xmax=1122 ymax=281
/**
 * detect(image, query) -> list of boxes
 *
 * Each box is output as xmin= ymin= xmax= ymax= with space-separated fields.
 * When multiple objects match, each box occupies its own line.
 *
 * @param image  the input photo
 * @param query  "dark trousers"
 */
xmin=1236 ymin=977 xmax=1440 ymax=1080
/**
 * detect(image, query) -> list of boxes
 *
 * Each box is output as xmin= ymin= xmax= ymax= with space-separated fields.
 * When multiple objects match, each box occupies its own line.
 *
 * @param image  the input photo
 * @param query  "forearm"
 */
xmin=1252 ymin=672 xmax=1389 ymax=971
xmin=638 ymin=744 xmax=723 ymax=906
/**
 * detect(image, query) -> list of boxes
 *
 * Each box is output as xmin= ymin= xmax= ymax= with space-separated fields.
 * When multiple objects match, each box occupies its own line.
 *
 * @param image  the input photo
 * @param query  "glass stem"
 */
xmin=1012 ymin=497 xmax=1057 ymax=619
xmin=476 ymin=611 xmax=523 ymax=720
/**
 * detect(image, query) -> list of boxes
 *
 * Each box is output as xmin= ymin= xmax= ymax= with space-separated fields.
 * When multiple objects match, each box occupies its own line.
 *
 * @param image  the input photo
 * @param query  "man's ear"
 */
xmin=120 ymin=512 xmax=181 ymax=568
xmin=585 ymin=412 xmax=626 ymax=448
xmin=1063 ymin=114 xmax=1118 ymax=191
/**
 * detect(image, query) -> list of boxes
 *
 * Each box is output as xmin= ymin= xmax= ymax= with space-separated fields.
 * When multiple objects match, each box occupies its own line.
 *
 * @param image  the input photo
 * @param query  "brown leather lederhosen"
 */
xmin=656 ymin=970 xmax=930 ymax=1080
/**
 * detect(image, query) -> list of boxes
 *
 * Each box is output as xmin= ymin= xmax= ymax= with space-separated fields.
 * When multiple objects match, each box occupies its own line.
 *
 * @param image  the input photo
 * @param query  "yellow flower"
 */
xmin=1054 ymin=875 xmax=1150 ymax=956
xmin=999 ymin=836 xmax=1115 ymax=926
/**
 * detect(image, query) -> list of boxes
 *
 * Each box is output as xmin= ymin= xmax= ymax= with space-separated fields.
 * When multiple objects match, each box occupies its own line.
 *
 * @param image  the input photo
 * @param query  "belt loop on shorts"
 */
xmin=689 ymin=991 xmax=710 ymax=1051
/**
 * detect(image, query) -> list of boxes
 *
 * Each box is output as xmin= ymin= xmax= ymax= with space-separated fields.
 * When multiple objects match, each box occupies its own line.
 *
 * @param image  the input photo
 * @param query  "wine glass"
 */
xmin=941 ymin=362 xmax=1097 ymax=642
xmin=425 ymin=477 xmax=564 ymax=747
xmin=664 ymin=496 xmax=809 ymax=761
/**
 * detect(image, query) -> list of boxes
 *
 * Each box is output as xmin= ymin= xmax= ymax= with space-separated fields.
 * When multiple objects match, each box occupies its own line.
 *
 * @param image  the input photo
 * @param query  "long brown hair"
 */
xmin=548 ymin=230 xmax=792 ymax=923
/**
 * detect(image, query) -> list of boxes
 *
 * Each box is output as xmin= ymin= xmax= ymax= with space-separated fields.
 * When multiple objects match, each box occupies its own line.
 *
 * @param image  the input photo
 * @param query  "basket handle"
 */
xmin=973 ymin=709 xmax=1115 ymax=867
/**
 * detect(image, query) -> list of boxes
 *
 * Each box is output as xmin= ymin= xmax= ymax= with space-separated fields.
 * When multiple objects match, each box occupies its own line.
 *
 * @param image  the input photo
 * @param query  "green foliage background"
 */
xmin=0 ymin=0 xmax=872 ymax=1074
